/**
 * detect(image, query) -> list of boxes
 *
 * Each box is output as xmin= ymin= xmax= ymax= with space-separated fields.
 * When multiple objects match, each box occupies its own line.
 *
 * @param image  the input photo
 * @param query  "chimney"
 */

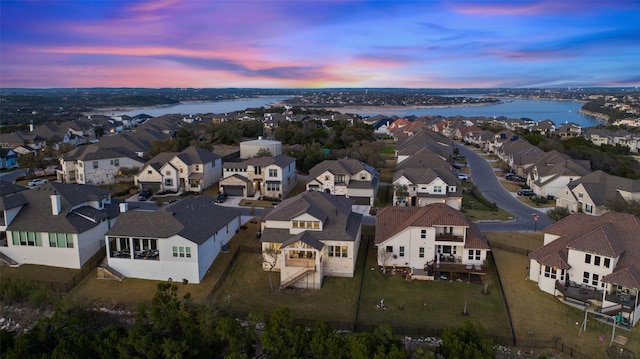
xmin=29 ymin=123 xmax=34 ymax=132
xmin=119 ymin=201 xmax=129 ymax=213
xmin=50 ymin=193 xmax=61 ymax=215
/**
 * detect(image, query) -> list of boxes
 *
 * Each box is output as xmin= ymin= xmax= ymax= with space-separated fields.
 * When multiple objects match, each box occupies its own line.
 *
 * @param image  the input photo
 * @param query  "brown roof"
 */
xmin=374 ymin=203 xmax=488 ymax=249
xmin=529 ymin=211 xmax=640 ymax=288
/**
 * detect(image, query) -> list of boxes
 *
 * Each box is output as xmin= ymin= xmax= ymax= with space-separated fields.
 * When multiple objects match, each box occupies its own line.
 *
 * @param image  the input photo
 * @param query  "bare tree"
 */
xmin=262 ymin=247 xmax=279 ymax=290
xmin=394 ymin=184 xmax=409 ymax=206
xmin=378 ymin=248 xmax=393 ymax=274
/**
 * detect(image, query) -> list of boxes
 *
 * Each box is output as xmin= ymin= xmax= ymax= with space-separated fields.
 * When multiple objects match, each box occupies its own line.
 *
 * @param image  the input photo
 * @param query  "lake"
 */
xmin=336 ymin=98 xmax=600 ymax=128
xmin=109 ymin=96 xmax=600 ymax=128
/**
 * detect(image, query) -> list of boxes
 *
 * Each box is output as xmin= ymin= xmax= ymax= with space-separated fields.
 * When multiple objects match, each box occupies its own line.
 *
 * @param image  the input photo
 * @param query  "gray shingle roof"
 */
xmin=106 ymin=196 xmax=241 ymax=245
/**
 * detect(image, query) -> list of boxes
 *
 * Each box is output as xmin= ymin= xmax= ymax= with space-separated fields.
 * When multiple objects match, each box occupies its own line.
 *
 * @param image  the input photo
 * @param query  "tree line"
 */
xmin=1 ymin=282 xmax=496 ymax=359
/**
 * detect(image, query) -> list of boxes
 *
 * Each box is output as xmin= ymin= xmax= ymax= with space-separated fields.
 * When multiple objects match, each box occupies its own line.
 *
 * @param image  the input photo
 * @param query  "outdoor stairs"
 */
xmin=0 ymin=251 xmax=19 ymax=267
xmin=279 ymin=266 xmax=315 ymax=290
xmin=97 ymin=257 xmax=126 ymax=281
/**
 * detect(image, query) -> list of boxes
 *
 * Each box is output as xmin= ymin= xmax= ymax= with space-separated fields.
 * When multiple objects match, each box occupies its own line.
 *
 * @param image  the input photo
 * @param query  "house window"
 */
xmin=360 ymin=173 xmax=366 ymax=180
xmin=110 ymin=159 xmax=119 ymax=166
xmin=166 ymin=170 xmax=171 ymax=175
xmin=93 ymin=161 xmax=98 ymax=169
xmin=165 ymin=178 xmax=173 ymax=186
xmin=604 ymin=258 xmax=611 ymax=268
xmin=419 ymin=247 xmax=425 ymax=258
xmin=592 ymin=273 xmax=599 ymax=286
xmin=147 ymin=170 xmax=152 ymax=174
xmin=434 ymin=185 xmax=442 ymax=193
xmin=266 ymin=182 xmax=280 ymax=191
xmin=584 ymin=254 xmax=591 ymax=264
xmin=386 ymin=246 xmax=393 ymax=253
xmin=180 ymin=168 xmax=184 ymax=174
xmin=195 ymin=165 xmax=200 ymax=171
xmin=11 ymin=231 xmax=42 ymax=247
xmin=172 ymin=246 xmax=191 ymax=258
xmin=78 ymin=162 xmax=83 ymax=167
xmin=254 ymin=167 xmax=262 ymax=175
xmin=594 ymin=256 xmax=601 ymax=266
xmin=399 ymin=246 xmax=405 ymax=257
xmin=269 ymin=169 xmax=278 ymax=177
xmin=578 ymin=192 xmax=583 ymax=198
xmin=328 ymin=245 xmax=348 ymax=258
xmin=420 ymin=230 xmax=426 ymax=239
xmin=48 ymin=233 xmax=73 ymax=248
xmin=467 ymin=249 xmax=481 ymax=260
xmin=544 ymin=266 xmax=557 ymax=279
xmin=335 ymin=174 xmax=345 ymax=183
xmin=585 ymin=204 xmax=593 ymax=213
xmin=583 ymin=271 xmax=590 ymax=284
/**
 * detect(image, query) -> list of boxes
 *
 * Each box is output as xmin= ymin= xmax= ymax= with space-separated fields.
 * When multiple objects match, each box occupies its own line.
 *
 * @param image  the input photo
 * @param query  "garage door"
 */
xmin=223 ymin=185 xmax=244 ymax=196
xmin=350 ymin=196 xmax=371 ymax=205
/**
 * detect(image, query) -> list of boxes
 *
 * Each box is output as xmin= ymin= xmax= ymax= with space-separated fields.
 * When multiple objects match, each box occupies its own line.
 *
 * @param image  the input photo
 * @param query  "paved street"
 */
xmin=456 ymin=144 xmax=553 ymax=232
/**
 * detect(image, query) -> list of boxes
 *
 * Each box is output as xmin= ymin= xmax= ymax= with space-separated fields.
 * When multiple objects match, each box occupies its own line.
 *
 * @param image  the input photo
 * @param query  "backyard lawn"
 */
xmin=492 ymin=247 xmax=640 ymax=357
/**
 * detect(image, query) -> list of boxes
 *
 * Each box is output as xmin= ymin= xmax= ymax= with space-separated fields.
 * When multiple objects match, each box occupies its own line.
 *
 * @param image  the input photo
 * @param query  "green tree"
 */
xmin=546 ymin=206 xmax=571 ymax=222
xmin=215 ymin=316 xmax=255 ymax=359
xmin=260 ymin=307 xmax=309 ymax=359
xmin=17 ymin=152 xmax=46 ymax=176
xmin=437 ymin=320 xmax=496 ymax=359
xmin=309 ymin=321 xmax=347 ymax=359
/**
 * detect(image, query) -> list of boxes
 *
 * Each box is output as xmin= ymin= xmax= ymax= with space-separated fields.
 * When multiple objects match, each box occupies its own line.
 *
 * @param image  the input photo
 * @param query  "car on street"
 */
xmin=216 ymin=193 xmax=227 ymax=203
xmin=457 ymin=173 xmax=469 ymax=180
xmin=138 ymin=189 xmax=152 ymax=201
xmin=28 ymin=179 xmax=48 ymax=187
xmin=517 ymin=189 xmax=534 ymax=196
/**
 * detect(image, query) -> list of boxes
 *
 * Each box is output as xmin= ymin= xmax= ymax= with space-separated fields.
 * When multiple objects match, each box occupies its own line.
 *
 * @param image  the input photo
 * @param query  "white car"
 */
xmin=28 ymin=179 xmax=48 ymax=187
xmin=457 ymin=173 xmax=469 ymax=180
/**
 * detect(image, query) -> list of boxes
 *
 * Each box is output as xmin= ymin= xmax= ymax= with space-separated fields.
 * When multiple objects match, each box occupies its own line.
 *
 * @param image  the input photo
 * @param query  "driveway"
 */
xmin=456 ymin=144 xmax=553 ymax=232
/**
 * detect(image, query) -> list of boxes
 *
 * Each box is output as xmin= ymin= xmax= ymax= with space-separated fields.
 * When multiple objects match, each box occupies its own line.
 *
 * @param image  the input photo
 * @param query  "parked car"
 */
xmin=138 ymin=189 xmax=152 ymax=201
xmin=509 ymin=175 xmax=526 ymax=182
xmin=216 ymin=193 xmax=227 ymax=203
xmin=28 ymin=179 xmax=48 ymax=187
xmin=457 ymin=173 xmax=469 ymax=180
xmin=504 ymin=173 xmax=516 ymax=179
xmin=518 ymin=189 xmax=534 ymax=196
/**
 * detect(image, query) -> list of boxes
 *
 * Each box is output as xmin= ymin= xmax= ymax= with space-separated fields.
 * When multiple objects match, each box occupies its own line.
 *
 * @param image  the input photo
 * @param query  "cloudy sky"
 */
xmin=1 ymin=0 xmax=639 ymax=88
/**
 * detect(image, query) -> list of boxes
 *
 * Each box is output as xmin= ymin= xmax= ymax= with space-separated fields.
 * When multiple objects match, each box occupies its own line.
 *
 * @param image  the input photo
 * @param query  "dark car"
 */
xmin=216 ymin=193 xmax=227 ymax=203
xmin=517 ymin=189 xmax=533 ymax=196
xmin=138 ymin=189 xmax=152 ymax=201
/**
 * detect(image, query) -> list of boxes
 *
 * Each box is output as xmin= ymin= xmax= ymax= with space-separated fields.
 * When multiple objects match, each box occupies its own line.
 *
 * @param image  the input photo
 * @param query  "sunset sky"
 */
xmin=1 ymin=0 xmax=639 ymax=89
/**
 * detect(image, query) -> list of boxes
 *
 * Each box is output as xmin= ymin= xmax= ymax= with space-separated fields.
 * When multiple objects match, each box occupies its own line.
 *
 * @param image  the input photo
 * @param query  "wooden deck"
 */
xmin=410 ymin=263 xmax=486 ymax=281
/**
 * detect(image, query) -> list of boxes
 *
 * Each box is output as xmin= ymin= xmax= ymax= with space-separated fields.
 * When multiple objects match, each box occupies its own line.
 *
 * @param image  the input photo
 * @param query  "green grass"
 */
xmin=1 ymin=265 xmax=80 ymax=284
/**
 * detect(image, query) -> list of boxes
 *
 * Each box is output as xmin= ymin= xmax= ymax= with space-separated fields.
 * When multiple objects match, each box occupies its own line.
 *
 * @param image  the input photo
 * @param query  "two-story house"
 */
xmin=528 ymin=211 xmax=640 ymax=328
xmin=392 ymin=166 xmax=462 ymax=209
xmin=527 ymin=158 xmax=591 ymax=198
xmin=374 ymin=203 xmax=490 ymax=281
xmin=135 ymin=146 xmax=222 ymax=194
xmin=58 ymin=144 xmax=145 ymax=185
xmin=555 ymin=171 xmax=640 ymax=215
xmin=305 ymin=158 xmax=379 ymax=205
xmin=259 ymin=191 xmax=363 ymax=289
xmin=104 ymin=196 xmax=241 ymax=284
xmin=0 ymin=182 xmax=118 ymax=269
xmin=220 ymin=155 xmax=297 ymax=200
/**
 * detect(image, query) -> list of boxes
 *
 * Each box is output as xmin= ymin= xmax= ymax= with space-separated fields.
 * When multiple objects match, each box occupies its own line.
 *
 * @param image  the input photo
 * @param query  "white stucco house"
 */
xmin=528 ymin=212 xmax=640 ymax=328
xmin=374 ymin=203 xmax=490 ymax=280
xmin=305 ymin=158 xmax=379 ymax=205
xmin=259 ymin=191 xmax=363 ymax=289
xmin=58 ymin=144 xmax=144 ymax=185
xmin=104 ymin=196 xmax=241 ymax=284
xmin=1 ymin=182 xmax=119 ymax=269
xmin=135 ymin=146 xmax=222 ymax=194
xmin=220 ymin=155 xmax=296 ymax=199
xmin=392 ymin=166 xmax=462 ymax=209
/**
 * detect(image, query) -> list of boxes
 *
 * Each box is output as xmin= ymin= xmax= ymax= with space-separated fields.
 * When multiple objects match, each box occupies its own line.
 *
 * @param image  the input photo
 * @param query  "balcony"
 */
xmin=435 ymin=234 xmax=464 ymax=242
xmin=605 ymin=291 xmax=638 ymax=308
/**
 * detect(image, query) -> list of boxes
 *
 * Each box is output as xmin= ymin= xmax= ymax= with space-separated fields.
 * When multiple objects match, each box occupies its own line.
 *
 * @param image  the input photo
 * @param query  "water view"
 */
xmin=337 ymin=98 xmax=600 ymax=128
xmin=112 ymin=96 xmax=600 ymax=128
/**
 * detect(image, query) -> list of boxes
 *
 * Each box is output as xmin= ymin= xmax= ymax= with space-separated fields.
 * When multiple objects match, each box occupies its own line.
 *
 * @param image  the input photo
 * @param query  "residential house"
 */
xmin=528 ymin=158 xmax=591 ymax=198
xmin=220 ymin=155 xmax=297 ymax=199
xmin=528 ymin=212 xmax=640 ymax=328
xmin=555 ymin=171 xmax=640 ymax=215
xmin=0 ymin=181 xmax=28 ymax=237
xmin=558 ymin=122 xmax=582 ymax=137
xmin=392 ymin=159 xmax=462 ymax=209
xmin=306 ymin=158 xmax=379 ymax=206
xmin=0 ymin=182 xmax=118 ymax=268
xmin=259 ymin=191 xmax=363 ymax=289
xmin=0 ymin=131 xmax=46 ymax=150
xmin=535 ymin=119 xmax=556 ymax=135
xmin=135 ymin=146 xmax=222 ymax=194
xmin=104 ymin=196 xmax=241 ymax=284
xmin=374 ymin=203 xmax=490 ymax=280
xmin=58 ymin=144 xmax=145 ymax=185
xmin=395 ymin=129 xmax=454 ymax=164
xmin=0 ymin=148 xmax=18 ymax=170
